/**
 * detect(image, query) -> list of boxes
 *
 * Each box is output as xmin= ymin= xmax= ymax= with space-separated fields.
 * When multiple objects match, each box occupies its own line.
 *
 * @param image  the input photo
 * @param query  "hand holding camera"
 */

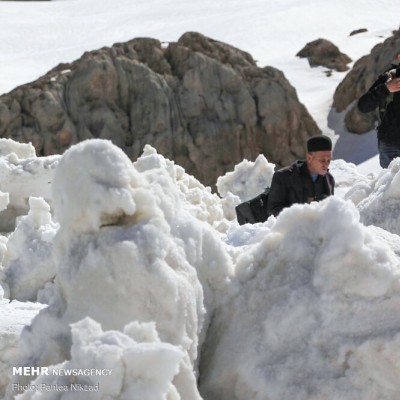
xmin=386 ymin=75 xmax=400 ymax=93
xmin=385 ymin=56 xmax=400 ymax=93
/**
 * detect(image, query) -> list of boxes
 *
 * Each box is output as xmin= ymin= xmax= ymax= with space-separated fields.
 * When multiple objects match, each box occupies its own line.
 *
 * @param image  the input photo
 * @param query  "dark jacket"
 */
xmin=358 ymin=68 xmax=400 ymax=144
xmin=267 ymin=160 xmax=335 ymax=217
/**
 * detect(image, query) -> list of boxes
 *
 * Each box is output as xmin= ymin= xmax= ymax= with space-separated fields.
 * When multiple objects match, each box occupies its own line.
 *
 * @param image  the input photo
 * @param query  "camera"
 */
xmin=396 ymin=64 xmax=400 ymax=77
xmin=390 ymin=64 xmax=400 ymax=78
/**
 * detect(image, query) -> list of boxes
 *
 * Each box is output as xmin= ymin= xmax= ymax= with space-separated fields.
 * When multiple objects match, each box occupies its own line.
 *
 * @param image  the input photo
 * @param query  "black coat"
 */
xmin=267 ymin=161 xmax=335 ymax=217
xmin=358 ymin=68 xmax=400 ymax=144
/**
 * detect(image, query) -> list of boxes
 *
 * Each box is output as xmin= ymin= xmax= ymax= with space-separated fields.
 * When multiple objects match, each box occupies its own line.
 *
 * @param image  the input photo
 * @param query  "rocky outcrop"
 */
xmin=349 ymin=28 xmax=368 ymax=36
xmin=333 ymin=29 xmax=400 ymax=134
xmin=297 ymin=38 xmax=352 ymax=72
xmin=0 ymin=32 xmax=321 ymax=186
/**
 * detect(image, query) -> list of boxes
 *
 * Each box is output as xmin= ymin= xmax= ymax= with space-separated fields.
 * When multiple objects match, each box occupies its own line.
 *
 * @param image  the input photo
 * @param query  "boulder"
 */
xmin=349 ymin=28 xmax=368 ymax=36
xmin=0 ymin=32 xmax=321 ymax=187
xmin=297 ymin=38 xmax=352 ymax=72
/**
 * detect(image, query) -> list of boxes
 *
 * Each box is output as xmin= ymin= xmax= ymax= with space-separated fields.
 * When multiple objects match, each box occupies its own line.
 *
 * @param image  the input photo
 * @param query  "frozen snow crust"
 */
xmin=1 ymin=140 xmax=400 ymax=399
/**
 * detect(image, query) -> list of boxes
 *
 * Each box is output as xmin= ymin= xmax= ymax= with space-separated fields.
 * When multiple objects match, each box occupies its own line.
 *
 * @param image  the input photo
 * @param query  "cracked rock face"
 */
xmin=0 ymin=32 xmax=320 ymax=186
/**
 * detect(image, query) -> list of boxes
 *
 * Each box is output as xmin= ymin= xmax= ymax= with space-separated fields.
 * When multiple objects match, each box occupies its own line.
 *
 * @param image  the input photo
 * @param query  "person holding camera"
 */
xmin=267 ymin=135 xmax=335 ymax=217
xmin=358 ymin=61 xmax=400 ymax=168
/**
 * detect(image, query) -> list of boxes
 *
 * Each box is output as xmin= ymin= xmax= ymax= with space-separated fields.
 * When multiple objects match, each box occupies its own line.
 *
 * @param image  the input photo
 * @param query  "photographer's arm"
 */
xmin=358 ymin=77 xmax=390 ymax=113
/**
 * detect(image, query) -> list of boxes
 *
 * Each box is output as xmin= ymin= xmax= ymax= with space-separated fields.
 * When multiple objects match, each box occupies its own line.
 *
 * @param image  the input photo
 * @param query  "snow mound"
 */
xmin=16 ymin=317 xmax=201 ymax=400
xmin=52 ymin=139 xmax=143 ymax=233
xmin=7 ymin=139 xmax=233 ymax=399
xmin=353 ymin=158 xmax=400 ymax=235
xmin=3 ymin=197 xmax=58 ymax=302
xmin=0 ymin=296 xmax=44 ymax=397
xmin=0 ymin=140 xmax=60 ymax=232
xmin=200 ymin=196 xmax=400 ymax=400
xmin=0 ymin=139 xmax=36 ymax=160
xmin=134 ymin=144 xmax=231 ymax=231
xmin=216 ymin=154 xmax=275 ymax=202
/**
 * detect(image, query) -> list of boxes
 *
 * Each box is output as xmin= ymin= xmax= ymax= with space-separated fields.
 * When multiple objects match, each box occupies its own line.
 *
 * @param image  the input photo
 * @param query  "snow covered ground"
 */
xmin=0 ymin=0 xmax=400 ymax=399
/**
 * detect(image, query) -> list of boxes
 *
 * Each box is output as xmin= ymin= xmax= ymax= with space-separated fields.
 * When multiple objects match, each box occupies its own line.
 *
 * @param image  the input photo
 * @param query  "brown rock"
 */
xmin=0 ymin=32 xmax=321 ymax=187
xmin=297 ymin=38 xmax=352 ymax=72
xmin=349 ymin=28 xmax=368 ymax=36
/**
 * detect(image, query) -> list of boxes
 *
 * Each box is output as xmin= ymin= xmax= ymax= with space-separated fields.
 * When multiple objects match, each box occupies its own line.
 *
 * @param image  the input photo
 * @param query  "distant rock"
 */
xmin=349 ymin=28 xmax=368 ymax=36
xmin=333 ymin=29 xmax=400 ymax=134
xmin=0 ymin=32 xmax=321 ymax=187
xmin=297 ymin=38 xmax=352 ymax=72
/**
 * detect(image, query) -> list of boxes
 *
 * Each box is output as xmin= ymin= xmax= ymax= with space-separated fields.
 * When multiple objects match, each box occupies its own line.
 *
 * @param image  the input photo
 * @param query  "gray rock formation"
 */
xmin=333 ymin=29 xmax=400 ymax=134
xmin=0 ymin=32 xmax=321 ymax=187
xmin=297 ymin=38 xmax=352 ymax=72
xmin=349 ymin=28 xmax=368 ymax=36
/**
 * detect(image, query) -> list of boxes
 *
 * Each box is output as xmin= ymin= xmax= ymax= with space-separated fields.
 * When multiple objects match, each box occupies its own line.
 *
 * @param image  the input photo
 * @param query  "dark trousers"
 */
xmin=378 ymin=140 xmax=400 ymax=168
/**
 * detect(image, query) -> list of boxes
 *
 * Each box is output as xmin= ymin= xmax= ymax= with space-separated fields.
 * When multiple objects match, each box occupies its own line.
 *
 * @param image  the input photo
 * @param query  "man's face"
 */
xmin=306 ymin=151 xmax=332 ymax=175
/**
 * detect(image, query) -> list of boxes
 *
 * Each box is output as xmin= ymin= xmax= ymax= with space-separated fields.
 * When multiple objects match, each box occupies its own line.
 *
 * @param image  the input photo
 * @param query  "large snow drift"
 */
xmin=200 ymin=196 xmax=400 ymax=400
xmin=5 ymin=140 xmax=233 ymax=400
xmin=1 ymin=139 xmax=400 ymax=399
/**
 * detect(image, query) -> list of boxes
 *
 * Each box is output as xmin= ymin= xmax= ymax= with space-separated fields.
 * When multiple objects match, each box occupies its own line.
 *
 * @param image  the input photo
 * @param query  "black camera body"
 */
xmin=391 ymin=63 xmax=400 ymax=78
xmin=395 ymin=64 xmax=400 ymax=77
xmin=388 ymin=64 xmax=400 ymax=79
